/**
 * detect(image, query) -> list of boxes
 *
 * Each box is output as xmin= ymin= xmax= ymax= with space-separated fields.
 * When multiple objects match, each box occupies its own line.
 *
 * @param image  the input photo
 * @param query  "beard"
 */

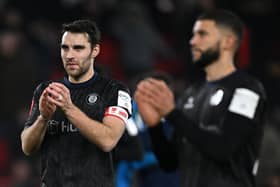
xmin=64 ymin=55 xmax=93 ymax=80
xmin=192 ymin=42 xmax=220 ymax=69
xmin=66 ymin=65 xmax=89 ymax=79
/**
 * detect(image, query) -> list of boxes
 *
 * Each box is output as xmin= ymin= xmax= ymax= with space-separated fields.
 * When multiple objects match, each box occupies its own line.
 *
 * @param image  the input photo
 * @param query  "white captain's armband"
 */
xmin=105 ymin=106 xmax=129 ymax=123
xmin=228 ymin=88 xmax=260 ymax=119
xmin=117 ymin=90 xmax=132 ymax=114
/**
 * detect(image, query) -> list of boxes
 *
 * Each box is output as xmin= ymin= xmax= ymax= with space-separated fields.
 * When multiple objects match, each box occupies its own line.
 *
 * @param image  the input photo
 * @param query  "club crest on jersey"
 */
xmin=86 ymin=93 xmax=99 ymax=105
xmin=210 ymin=89 xmax=224 ymax=106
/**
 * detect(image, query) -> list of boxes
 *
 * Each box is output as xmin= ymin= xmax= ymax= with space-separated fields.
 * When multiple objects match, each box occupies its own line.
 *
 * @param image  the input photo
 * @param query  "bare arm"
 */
xmin=21 ymin=88 xmax=56 ymax=155
xmin=63 ymin=104 xmax=125 ymax=152
xmin=21 ymin=115 xmax=48 ymax=155
xmin=46 ymin=82 xmax=126 ymax=152
xmin=136 ymin=78 xmax=267 ymax=161
xmin=134 ymin=78 xmax=178 ymax=170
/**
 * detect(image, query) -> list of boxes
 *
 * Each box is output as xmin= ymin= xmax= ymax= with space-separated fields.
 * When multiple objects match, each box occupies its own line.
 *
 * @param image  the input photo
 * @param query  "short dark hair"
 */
xmin=61 ymin=19 xmax=101 ymax=47
xmin=197 ymin=9 xmax=244 ymax=48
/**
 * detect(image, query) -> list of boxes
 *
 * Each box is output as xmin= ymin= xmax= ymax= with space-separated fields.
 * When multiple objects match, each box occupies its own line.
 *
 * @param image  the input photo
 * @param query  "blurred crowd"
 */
xmin=0 ymin=0 xmax=280 ymax=186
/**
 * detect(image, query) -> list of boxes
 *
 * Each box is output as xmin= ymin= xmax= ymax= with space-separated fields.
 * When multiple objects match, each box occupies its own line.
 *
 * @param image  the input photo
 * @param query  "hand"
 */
xmin=136 ymin=78 xmax=175 ymax=117
xmin=134 ymin=89 xmax=161 ymax=127
xmin=39 ymin=88 xmax=57 ymax=120
xmin=45 ymin=82 xmax=73 ymax=112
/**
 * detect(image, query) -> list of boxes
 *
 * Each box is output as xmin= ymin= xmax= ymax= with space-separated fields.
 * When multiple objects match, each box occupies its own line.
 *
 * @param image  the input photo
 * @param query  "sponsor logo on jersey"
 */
xmin=47 ymin=120 xmax=78 ymax=134
xmin=117 ymin=90 xmax=132 ymax=114
xmin=184 ymin=96 xmax=194 ymax=109
xmin=210 ymin=89 xmax=224 ymax=106
xmin=86 ymin=93 xmax=99 ymax=105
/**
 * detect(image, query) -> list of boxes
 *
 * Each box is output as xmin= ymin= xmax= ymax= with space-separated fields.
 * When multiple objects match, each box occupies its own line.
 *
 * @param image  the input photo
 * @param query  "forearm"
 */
xmin=64 ymin=104 xmax=124 ymax=152
xmin=21 ymin=115 xmax=48 ymax=155
xmin=148 ymin=123 xmax=178 ymax=171
xmin=165 ymin=109 xmax=255 ymax=161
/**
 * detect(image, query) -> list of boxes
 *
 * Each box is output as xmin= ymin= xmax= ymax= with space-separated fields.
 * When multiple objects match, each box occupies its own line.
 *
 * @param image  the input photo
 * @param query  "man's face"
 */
xmin=61 ymin=32 xmax=94 ymax=80
xmin=189 ymin=20 xmax=221 ymax=68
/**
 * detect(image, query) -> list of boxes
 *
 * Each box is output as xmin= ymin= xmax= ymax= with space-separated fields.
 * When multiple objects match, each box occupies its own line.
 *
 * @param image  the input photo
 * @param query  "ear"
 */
xmin=222 ymin=34 xmax=236 ymax=51
xmin=91 ymin=44 xmax=100 ymax=58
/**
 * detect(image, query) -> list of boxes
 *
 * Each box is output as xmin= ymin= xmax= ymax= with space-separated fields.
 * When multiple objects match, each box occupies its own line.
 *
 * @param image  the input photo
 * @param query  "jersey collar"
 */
xmin=63 ymin=73 xmax=98 ymax=89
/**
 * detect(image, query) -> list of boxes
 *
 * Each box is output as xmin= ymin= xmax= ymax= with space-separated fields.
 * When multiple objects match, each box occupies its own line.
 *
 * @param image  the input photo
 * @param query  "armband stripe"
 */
xmin=104 ymin=106 xmax=129 ymax=123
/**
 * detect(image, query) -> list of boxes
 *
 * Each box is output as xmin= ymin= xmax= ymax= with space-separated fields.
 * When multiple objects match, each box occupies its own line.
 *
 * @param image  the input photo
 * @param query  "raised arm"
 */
xmin=134 ymin=79 xmax=178 ymax=171
xmin=21 ymin=86 xmax=56 ymax=155
xmin=46 ymin=82 xmax=130 ymax=152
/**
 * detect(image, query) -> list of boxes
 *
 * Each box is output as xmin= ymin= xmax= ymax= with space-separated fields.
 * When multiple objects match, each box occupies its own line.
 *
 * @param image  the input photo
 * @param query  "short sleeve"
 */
xmin=103 ymin=81 xmax=132 ymax=123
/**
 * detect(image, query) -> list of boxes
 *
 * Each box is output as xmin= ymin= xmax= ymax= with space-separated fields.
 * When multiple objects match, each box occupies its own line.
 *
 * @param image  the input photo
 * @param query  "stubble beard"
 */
xmin=65 ymin=58 xmax=92 ymax=81
xmin=192 ymin=42 xmax=220 ymax=69
xmin=69 ymin=65 xmax=92 ymax=81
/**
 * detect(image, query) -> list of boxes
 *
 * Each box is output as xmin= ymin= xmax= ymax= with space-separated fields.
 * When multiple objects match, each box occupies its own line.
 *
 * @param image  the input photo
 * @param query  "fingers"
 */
xmin=40 ymin=89 xmax=53 ymax=106
xmin=39 ymin=82 xmax=70 ymax=120
xmin=44 ymin=82 xmax=71 ymax=104
xmin=50 ymin=82 xmax=69 ymax=93
xmin=46 ymin=83 xmax=66 ymax=99
xmin=57 ymin=94 xmax=63 ymax=101
xmin=135 ymin=78 xmax=175 ymax=116
xmin=140 ymin=78 xmax=163 ymax=97
xmin=135 ymin=89 xmax=157 ymax=107
xmin=39 ymin=89 xmax=57 ymax=119
xmin=46 ymin=82 xmax=73 ymax=111
xmin=145 ymin=78 xmax=169 ymax=91
xmin=136 ymin=78 xmax=171 ymax=104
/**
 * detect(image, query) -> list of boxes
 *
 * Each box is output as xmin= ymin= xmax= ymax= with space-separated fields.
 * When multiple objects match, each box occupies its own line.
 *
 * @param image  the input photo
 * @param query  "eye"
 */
xmin=61 ymin=44 xmax=69 ymax=50
xmin=198 ymin=30 xmax=207 ymax=37
xmin=73 ymin=45 xmax=85 ymax=51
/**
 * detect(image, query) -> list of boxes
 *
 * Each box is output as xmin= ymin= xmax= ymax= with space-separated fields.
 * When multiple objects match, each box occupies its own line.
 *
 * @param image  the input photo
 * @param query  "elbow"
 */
xmin=101 ymin=146 xmax=114 ymax=153
xmin=100 ymin=139 xmax=118 ymax=152
xmin=21 ymin=133 xmax=36 ymax=156
xmin=21 ymin=143 xmax=38 ymax=156
xmin=21 ymin=143 xmax=33 ymax=156
xmin=22 ymin=150 xmax=31 ymax=156
xmin=21 ymin=134 xmax=30 ymax=156
xmin=101 ymin=143 xmax=116 ymax=152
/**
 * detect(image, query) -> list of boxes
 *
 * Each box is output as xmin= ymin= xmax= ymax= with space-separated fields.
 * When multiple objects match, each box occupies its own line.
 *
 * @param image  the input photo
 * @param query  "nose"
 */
xmin=189 ymin=35 xmax=197 ymax=47
xmin=64 ymin=48 xmax=75 ymax=59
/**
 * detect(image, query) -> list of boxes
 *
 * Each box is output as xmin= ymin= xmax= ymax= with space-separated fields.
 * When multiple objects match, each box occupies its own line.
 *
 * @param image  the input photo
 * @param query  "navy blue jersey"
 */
xmin=149 ymin=70 xmax=267 ymax=187
xmin=25 ymin=73 xmax=131 ymax=187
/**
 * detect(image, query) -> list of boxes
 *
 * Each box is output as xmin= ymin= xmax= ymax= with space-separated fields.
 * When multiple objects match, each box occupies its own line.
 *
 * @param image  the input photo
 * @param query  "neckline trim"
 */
xmin=63 ymin=73 xmax=98 ymax=89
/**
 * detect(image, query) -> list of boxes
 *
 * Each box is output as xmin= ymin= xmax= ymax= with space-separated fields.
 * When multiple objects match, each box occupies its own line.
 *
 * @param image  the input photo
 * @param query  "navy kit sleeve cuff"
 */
xmin=165 ymin=109 xmax=182 ymax=122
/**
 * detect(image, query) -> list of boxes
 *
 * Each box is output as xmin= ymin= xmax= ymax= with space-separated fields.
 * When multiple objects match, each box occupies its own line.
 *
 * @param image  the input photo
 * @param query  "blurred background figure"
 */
xmin=9 ymin=159 xmax=38 ymax=187
xmin=114 ymin=71 xmax=180 ymax=187
xmin=109 ymin=0 xmax=176 ymax=80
